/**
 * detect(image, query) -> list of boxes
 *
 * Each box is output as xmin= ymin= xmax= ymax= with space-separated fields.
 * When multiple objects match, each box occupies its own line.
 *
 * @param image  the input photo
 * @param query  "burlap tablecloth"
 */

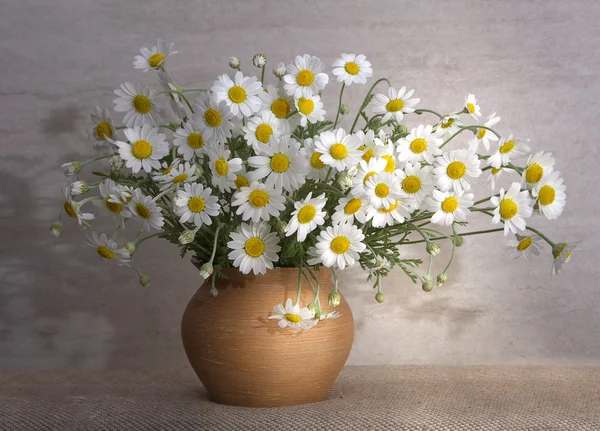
xmin=2 ymin=366 xmax=599 ymax=430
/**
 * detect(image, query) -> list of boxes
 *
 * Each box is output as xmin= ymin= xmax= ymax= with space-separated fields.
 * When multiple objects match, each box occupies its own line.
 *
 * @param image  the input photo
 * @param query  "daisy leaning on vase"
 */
xmin=52 ymin=39 xmax=574 ymax=331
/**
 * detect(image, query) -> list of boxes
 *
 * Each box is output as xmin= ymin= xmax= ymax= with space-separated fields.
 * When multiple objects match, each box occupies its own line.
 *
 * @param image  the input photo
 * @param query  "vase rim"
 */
xmin=220 ymin=266 xmax=331 ymax=277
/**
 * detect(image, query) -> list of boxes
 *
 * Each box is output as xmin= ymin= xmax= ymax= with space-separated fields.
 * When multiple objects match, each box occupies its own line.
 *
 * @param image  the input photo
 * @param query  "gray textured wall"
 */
xmin=1 ymin=0 xmax=598 ymax=371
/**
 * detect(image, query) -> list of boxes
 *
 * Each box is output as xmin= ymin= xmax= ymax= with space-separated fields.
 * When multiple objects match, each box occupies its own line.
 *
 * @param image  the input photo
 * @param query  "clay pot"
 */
xmin=181 ymin=267 xmax=354 ymax=407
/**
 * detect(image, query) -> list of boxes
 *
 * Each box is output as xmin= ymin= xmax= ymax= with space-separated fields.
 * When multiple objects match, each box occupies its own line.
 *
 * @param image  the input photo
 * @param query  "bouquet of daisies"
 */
xmin=52 ymin=39 xmax=573 ymax=329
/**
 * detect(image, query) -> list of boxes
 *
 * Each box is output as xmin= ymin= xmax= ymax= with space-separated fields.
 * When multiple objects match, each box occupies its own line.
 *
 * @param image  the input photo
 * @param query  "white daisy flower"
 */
xmin=532 ymin=171 xmax=566 ymax=220
xmin=372 ymin=86 xmax=420 ymax=123
xmin=396 ymin=162 xmax=435 ymax=209
xmin=469 ymin=112 xmax=500 ymax=152
xmin=259 ymin=85 xmax=297 ymax=134
xmin=370 ymin=139 xmax=398 ymax=174
xmin=268 ymin=298 xmax=316 ymax=331
xmin=364 ymin=171 xmax=404 ymax=210
xmin=487 ymin=135 xmax=531 ymax=169
xmin=285 ymin=192 xmax=327 ymax=241
xmin=173 ymin=121 xmax=208 ymax=161
xmin=351 ymin=157 xmax=387 ymax=197
xmin=116 ymin=125 xmax=169 ymax=174
xmin=87 ymin=107 xmax=115 ymax=151
xmin=247 ymin=136 xmax=308 ymax=193
xmin=365 ymin=196 xmax=414 ymax=227
xmin=233 ymin=166 xmax=252 ymax=191
xmin=508 ymin=235 xmax=542 ymax=260
xmin=491 ymin=182 xmax=533 ymax=235
xmin=308 ymin=221 xmax=366 ymax=270
xmin=227 ymin=221 xmax=281 ymax=275
xmin=355 ymin=129 xmax=381 ymax=162
xmin=397 ymin=124 xmax=443 ymax=165
xmin=232 ymin=182 xmax=286 ymax=223
xmin=332 ymin=53 xmax=373 ymax=86
xmin=133 ymin=39 xmax=177 ymax=71
xmin=435 ymin=114 xmax=464 ymax=138
xmin=175 ymin=183 xmax=220 ymax=227
xmin=485 ymin=166 xmax=506 ymax=191
xmin=523 ymin=151 xmax=555 ymax=186
xmin=319 ymin=311 xmax=341 ymax=321
xmin=62 ymin=187 xmax=94 ymax=228
xmin=193 ymin=93 xmax=234 ymax=144
xmin=464 ymin=93 xmax=481 ymax=120
xmin=426 ymin=189 xmax=474 ymax=226
xmin=315 ymin=128 xmax=362 ymax=171
xmin=242 ymin=110 xmax=283 ymax=154
xmin=304 ymin=138 xmax=329 ymax=181
xmin=433 ymin=149 xmax=482 ymax=193
xmin=211 ymin=71 xmax=263 ymax=118
xmin=332 ymin=196 xmax=367 ymax=225
xmin=124 ymin=188 xmax=164 ymax=232
xmin=283 ymin=54 xmax=329 ymax=99
xmin=157 ymin=69 xmax=187 ymax=119
xmin=113 ymin=82 xmax=161 ymax=127
xmin=97 ymin=179 xmax=130 ymax=219
xmin=159 ymin=161 xmax=198 ymax=191
xmin=295 ymin=95 xmax=326 ymax=127
xmin=552 ymin=243 xmax=576 ymax=275
xmin=208 ymin=144 xmax=243 ymax=193
xmin=69 ymin=180 xmax=88 ymax=196
xmin=86 ymin=232 xmax=131 ymax=266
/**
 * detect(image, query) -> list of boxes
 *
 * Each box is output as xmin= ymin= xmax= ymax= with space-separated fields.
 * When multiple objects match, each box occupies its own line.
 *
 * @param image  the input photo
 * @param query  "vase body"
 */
xmin=181 ymin=267 xmax=354 ymax=407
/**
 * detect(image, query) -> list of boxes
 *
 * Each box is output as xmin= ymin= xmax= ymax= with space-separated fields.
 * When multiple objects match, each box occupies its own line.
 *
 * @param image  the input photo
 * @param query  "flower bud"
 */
xmin=275 ymin=219 xmax=287 ymax=235
xmin=61 ymin=161 xmax=82 ymax=177
xmin=273 ymin=62 xmax=286 ymax=79
xmin=199 ymin=262 xmax=213 ymax=279
xmin=436 ymin=273 xmax=447 ymax=286
xmin=394 ymin=124 xmax=409 ymax=137
xmin=252 ymin=53 xmax=267 ymax=68
xmin=307 ymin=302 xmax=319 ymax=315
xmin=109 ymin=154 xmax=124 ymax=171
xmin=124 ymin=241 xmax=137 ymax=255
xmin=375 ymin=292 xmax=385 ymax=303
xmin=336 ymin=172 xmax=353 ymax=192
xmin=110 ymin=170 xmax=121 ymax=181
xmin=194 ymin=164 xmax=204 ymax=177
xmin=228 ymin=56 xmax=240 ymax=69
xmin=139 ymin=274 xmax=151 ymax=287
xmin=339 ymin=104 xmax=350 ymax=115
xmin=422 ymin=275 xmax=434 ymax=292
xmin=50 ymin=221 xmax=63 ymax=238
xmin=454 ymin=235 xmax=465 ymax=247
xmin=328 ymin=291 xmax=342 ymax=307
xmin=70 ymin=180 xmax=88 ymax=196
xmin=426 ymin=242 xmax=441 ymax=256
xmin=178 ymin=229 xmax=197 ymax=245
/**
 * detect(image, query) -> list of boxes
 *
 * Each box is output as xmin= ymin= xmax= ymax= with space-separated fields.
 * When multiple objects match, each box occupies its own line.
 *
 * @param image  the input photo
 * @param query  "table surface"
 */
xmin=2 ymin=366 xmax=600 ymax=430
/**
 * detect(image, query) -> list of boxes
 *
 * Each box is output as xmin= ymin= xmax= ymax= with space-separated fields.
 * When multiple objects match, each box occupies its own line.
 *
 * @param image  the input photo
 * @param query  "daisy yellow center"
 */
xmin=64 ymin=201 xmax=77 ymax=218
xmin=402 ymin=176 xmax=421 ymax=194
xmin=132 ymin=95 xmax=152 ymax=114
xmin=271 ymin=98 xmax=291 ymax=118
xmin=330 ymin=236 xmax=350 ymax=254
xmin=204 ymin=108 xmax=222 ymax=127
xmin=375 ymin=183 xmax=390 ymax=198
xmin=172 ymin=174 xmax=187 ymax=183
xmin=441 ymin=197 xmax=458 ymax=213
xmin=215 ymin=158 xmax=228 ymax=176
xmin=382 ymin=155 xmax=396 ymax=172
xmin=298 ymin=205 xmax=316 ymax=224
xmin=477 ymin=128 xmax=486 ymax=139
xmin=270 ymin=153 xmax=290 ymax=173
xmin=363 ymin=171 xmax=376 ymax=185
xmin=135 ymin=203 xmax=151 ymax=219
xmin=284 ymin=313 xmax=302 ymax=323
xmin=95 ymin=121 xmax=113 ymax=140
xmin=517 ymin=237 xmax=532 ymax=251
xmin=148 ymin=53 xmax=165 ymax=68
xmin=249 ymin=190 xmax=269 ymax=208
xmin=245 ymin=237 xmax=265 ymax=257
xmin=235 ymin=175 xmax=250 ymax=189
xmin=565 ymin=250 xmax=572 ymax=260
xmin=162 ymin=165 xmax=173 ymax=175
xmin=538 ymin=185 xmax=555 ymax=205
xmin=344 ymin=198 xmax=362 ymax=215
xmin=410 ymin=138 xmax=427 ymax=154
xmin=296 ymin=70 xmax=314 ymax=86
xmin=228 ymin=86 xmax=247 ymax=104
xmin=187 ymin=133 xmax=204 ymax=149
xmin=499 ymin=140 xmax=515 ymax=154
xmin=467 ymin=103 xmax=476 ymax=113
xmin=379 ymin=201 xmax=399 ymax=213
xmin=441 ymin=118 xmax=454 ymax=129
xmin=310 ymin=152 xmax=325 ymax=169
xmin=132 ymin=140 xmax=152 ymax=159
xmin=188 ymin=196 xmax=205 ymax=213
xmin=345 ymin=62 xmax=360 ymax=75
xmin=386 ymin=99 xmax=404 ymax=112
xmin=361 ymin=146 xmax=374 ymax=162
xmin=255 ymin=124 xmax=274 ymax=143
xmin=105 ymin=198 xmax=122 ymax=213
xmin=297 ymin=98 xmax=315 ymax=115
xmin=330 ymin=143 xmax=347 ymax=160
xmin=525 ymin=163 xmax=543 ymax=184
xmin=492 ymin=167 xmax=502 ymax=175
xmin=499 ymin=199 xmax=518 ymax=220
xmin=96 ymin=246 xmax=115 ymax=260
xmin=446 ymin=161 xmax=466 ymax=179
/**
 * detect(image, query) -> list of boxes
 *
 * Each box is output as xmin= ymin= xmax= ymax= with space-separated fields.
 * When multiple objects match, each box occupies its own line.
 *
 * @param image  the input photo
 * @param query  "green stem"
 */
xmin=260 ymin=66 xmax=266 ymax=85
xmin=137 ymin=232 xmax=161 ymax=245
xmin=333 ymin=83 xmax=345 ymax=129
xmin=286 ymin=109 xmax=298 ymax=119
xmin=180 ymin=88 xmax=209 ymax=93
xmin=523 ymin=226 xmax=555 ymax=247
xmin=350 ymin=77 xmax=392 ymax=133
xmin=402 ymin=228 xmax=505 ymax=244
xmin=414 ymin=109 xmax=443 ymax=119
xmin=208 ymin=225 xmax=222 ymax=264
xmin=442 ymin=224 xmax=457 ymax=273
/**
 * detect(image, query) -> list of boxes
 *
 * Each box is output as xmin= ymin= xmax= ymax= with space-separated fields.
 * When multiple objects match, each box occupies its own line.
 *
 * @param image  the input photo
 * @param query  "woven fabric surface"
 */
xmin=2 ymin=366 xmax=600 ymax=430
